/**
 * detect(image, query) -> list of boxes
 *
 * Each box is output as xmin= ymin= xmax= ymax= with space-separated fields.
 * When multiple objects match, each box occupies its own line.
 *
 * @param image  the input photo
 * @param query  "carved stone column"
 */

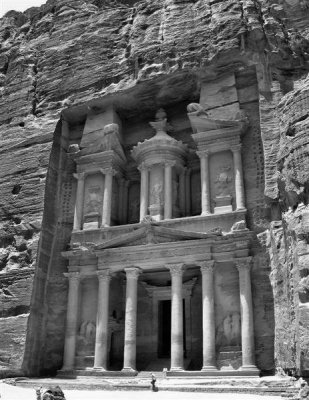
xmin=198 ymin=151 xmax=211 ymax=215
xmin=235 ymin=257 xmax=258 ymax=371
xmin=179 ymin=168 xmax=186 ymax=217
xmin=167 ymin=263 xmax=185 ymax=371
xmin=139 ymin=164 xmax=149 ymax=221
xmin=164 ymin=162 xmax=174 ymax=219
xmin=200 ymin=261 xmax=217 ymax=371
xmin=94 ymin=270 xmax=111 ymax=370
xmin=73 ymin=173 xmax=85 ymax=231
xmin=122 ymin=267 xmax=141 ymax=372
xmin=232 ymin=145 xmax=245 ymax=210
xmin=102 ymin=168 xmax=114 ymax=227
xmin=62 ymin=272 xmax=80 ymax=370
xmin=185 ymin=168 xmax=191 ymax=216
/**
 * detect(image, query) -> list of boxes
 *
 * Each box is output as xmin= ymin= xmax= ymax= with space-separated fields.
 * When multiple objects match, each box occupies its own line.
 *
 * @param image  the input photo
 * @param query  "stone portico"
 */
xmin=58 ymin=89 xmax=263 ymax=377
xmin=62 ymin=224 xmax=257 ymax=376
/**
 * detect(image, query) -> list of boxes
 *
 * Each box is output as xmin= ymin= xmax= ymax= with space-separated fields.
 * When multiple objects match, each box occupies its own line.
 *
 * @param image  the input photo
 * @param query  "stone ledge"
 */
xmin=57 ymin=369 xmax=138 ymax=378
xmin=166 ymin=370 xmax=260 ymax=378
xmin=71 ymin=210 xmax=248 ymax=245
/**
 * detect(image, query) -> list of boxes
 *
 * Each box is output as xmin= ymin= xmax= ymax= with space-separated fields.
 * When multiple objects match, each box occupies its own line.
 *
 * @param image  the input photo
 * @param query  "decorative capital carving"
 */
xmin=97 ymin=269 xmax=111 ymax=282
xmin=235 ymin=257 xmax=252 ymax=272
xmin=196 ymin=150 xmax=210 ymax=159
xmin=231 ymin=144 xmax=242 ymax=153
xmin=100 ymin=168 xmax=116 ymax=176
xmin=124 ymin=267 xmax=141 ymax=280
xmin=138 ymin=162 xmax=149 ymax=172
xmin=64 ymin=272 xmax=80 ymax=285
xmin=165 ymin=161 xmax=176 ymax=168
xmin=167 ymin=263 xmax=185 ymax=276
xmin=200 ymin=260 xmax=215 ymax=274
xmin=73 ymin=172 xmax=85 ymax=181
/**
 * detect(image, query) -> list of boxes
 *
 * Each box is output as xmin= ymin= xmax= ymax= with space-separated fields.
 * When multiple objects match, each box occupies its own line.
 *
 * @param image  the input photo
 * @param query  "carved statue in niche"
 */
xmin=150 ymin=183 xmax=163 ymax=205
xmin=76 ymin=321 xmax=96 ymax=355
xmin=216 ymin=312 xmax=241 ymax=348
xmin=222 ymin=312 xmax=241 ymax=347
xmin=129 ymin=198 xmax=140 ymax=223
xmin=215 ymin=165 xmax=232 ymax=197
xmin=85 ymin=186 xmax=102 ymax=214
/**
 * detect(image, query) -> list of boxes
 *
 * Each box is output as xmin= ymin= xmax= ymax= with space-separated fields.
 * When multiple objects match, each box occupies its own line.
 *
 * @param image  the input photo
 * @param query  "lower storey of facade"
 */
xmin=59 ymin=259 xmax=263 ymax=377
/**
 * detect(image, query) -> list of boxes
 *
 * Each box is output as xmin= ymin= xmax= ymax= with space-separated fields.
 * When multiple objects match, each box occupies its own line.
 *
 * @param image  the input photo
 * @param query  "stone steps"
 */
xmin=11 ymin=376 xmax=300 ymax=397
xmin=137 ymin=371 xmax=166 ymax=379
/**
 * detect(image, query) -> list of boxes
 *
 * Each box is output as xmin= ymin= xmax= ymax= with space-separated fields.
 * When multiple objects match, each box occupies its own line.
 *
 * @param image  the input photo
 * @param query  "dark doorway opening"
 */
xmin=158 ymin=299 xmax=186 ymax=358
xmin=158 ymin=300 xmax=171 ymax=358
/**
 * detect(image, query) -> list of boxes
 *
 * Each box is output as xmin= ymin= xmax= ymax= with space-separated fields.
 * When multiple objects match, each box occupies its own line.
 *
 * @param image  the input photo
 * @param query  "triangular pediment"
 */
xmin=94 ymin=223 xmax=219 ymax=250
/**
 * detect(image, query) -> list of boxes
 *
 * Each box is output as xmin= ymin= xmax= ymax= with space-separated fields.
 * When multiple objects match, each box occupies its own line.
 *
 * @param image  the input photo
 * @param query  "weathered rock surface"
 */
xmin=1 ymin=0 xmax=309 ymax=378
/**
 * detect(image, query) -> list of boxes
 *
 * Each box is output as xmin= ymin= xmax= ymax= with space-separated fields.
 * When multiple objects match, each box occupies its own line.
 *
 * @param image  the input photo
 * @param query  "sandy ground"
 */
xmin=0 ymin=383 xmax=283 ymax=400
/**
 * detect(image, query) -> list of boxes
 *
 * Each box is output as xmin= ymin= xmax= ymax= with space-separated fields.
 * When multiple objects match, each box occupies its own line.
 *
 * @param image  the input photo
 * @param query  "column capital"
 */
xmin=196 ymin=150 xmax=210 ymax=159
xmin=231 ymin=144 xmax=242 ymax=153
xmin=124 ymin=267 xmax=141 ymax=280
xmin=138 ymin=162 xmax=149 ymax=172
xmin=100 ymin=167 xmax=117 ymax=176
xmin=64 ymin=271 xmax=80 ymax=281
xmin=235 ymin=257 xmax=252 ymax=272
xmin=73 ymin=172 xmax=85 ymax=180
xmin=64 ymin=272 xmax=80 ymax=288
xmin=167 ymin=263 xmax=185 ymax=276
xmin=165 ymin=160 xmax=176 ymax=168
xmin=97 ymin=269 xmax=111 ymax=282
xmin=200 ymin=260 xmax=215 ymax=274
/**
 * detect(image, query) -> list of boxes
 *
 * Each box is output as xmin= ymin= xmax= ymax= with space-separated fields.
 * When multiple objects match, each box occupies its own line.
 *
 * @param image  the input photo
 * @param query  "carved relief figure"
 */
xmin=222 ymin=312 xmax=241 ymax=346
xmin=215 ymin=165 xmax=232 ymax=197
xmin=77 ymin=321 xmax=96 ymax=355
xmin=85 ymin=186 xmax=102 ymax=214
xmin=231 ymin=312 xmax=241 ymax=345
xmin=150 ymin=183 xmax=163 ymax=205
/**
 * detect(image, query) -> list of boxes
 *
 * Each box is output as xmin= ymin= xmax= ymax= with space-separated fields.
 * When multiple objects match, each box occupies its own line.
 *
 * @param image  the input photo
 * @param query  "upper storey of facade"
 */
xmin=67 ymin=72 xmax=250 ymax=247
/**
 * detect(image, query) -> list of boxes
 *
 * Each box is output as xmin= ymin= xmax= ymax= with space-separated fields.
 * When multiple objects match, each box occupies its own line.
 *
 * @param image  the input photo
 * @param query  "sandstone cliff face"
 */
xmin=1 ymin=0 xmax=309 ymax=376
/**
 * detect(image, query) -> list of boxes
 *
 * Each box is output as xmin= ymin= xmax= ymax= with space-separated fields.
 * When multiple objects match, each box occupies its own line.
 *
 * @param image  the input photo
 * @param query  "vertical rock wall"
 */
xmin=0 ymin=0 xmax=309 ymax=377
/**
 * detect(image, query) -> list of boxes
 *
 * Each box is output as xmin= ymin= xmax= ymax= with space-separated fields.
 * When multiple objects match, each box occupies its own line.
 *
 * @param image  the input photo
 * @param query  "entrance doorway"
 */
xmin=158 ymin=299 xmax=186 ymax=358
xmin=158 ymin=300 xmax=171 ymax=357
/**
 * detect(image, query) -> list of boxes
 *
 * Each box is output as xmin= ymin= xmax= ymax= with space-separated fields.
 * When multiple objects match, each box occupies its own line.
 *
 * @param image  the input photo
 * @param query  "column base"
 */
xmin=93 ymin=367 xmax=108 ymax=371
xmin=239 ymin=365 xmax=259 ymax=372
xmin=57 ymin=368 xmax=76 ymax=378
xmin=201 ymin=211 xmax=211 ymax=216
xmin=169 ymin=367 xmax=184 ymax=372
xmin=201 ymin=365 xmax=218 ymax=372
xmin=121 ymin=367 xmax=137 ymax=373
xmin=60 ymin=366 xmax=74 ymax=372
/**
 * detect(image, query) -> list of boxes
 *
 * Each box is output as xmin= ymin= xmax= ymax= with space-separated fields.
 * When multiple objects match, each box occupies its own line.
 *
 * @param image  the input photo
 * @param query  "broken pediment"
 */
xmin=94 ymin=222 xmax=220 ymax=250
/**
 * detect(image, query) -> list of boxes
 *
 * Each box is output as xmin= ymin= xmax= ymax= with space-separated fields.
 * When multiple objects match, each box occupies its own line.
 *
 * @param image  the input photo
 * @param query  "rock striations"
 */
xmin=1 ymin=0 xmax=309 ymax=378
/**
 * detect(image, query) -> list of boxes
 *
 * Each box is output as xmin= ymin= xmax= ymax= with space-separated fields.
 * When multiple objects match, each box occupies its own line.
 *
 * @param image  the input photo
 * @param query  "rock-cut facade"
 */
xmin=0 ymin=0 xmax=309 ymax=379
